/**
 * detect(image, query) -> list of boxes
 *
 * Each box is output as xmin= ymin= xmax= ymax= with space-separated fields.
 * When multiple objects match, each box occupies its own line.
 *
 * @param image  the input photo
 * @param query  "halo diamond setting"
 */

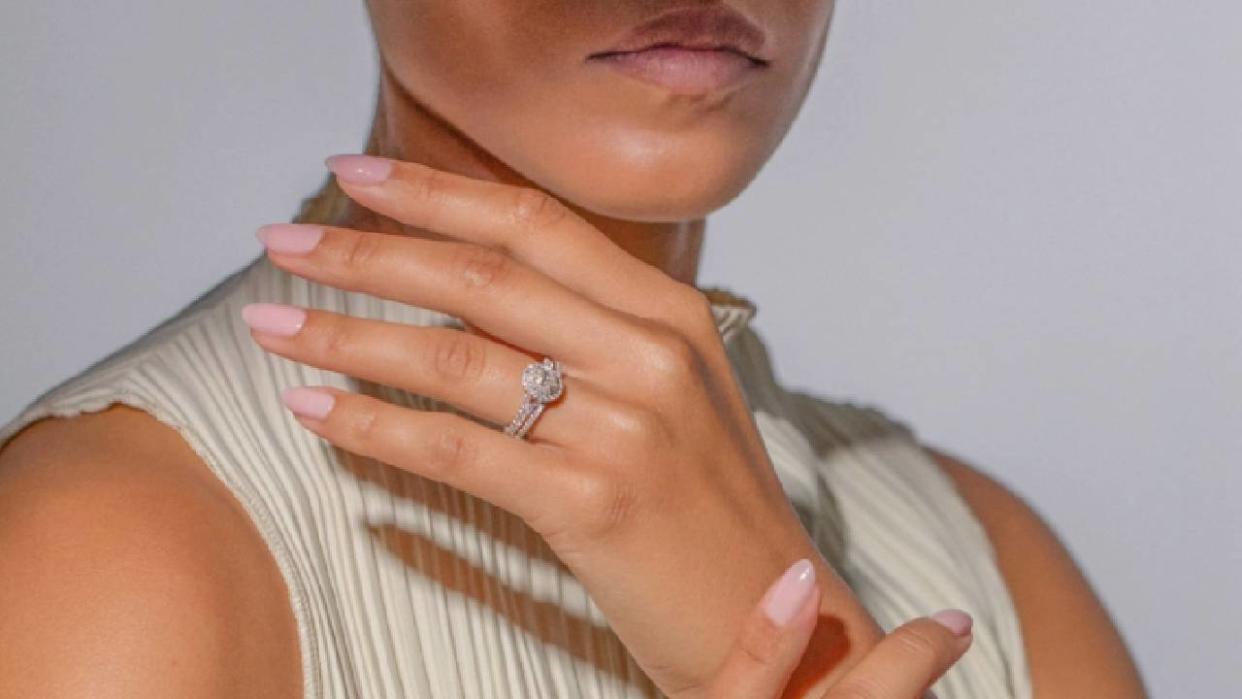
xmin=521 ymin=358 xmax=564 ymax=404
xmin=504 ymin=357 xmax=564 ymax=439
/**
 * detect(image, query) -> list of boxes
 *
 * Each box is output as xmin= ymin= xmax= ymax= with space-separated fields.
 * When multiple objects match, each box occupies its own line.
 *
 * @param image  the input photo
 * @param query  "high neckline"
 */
xmin=701 ymin=286 xmax=757 ymax=346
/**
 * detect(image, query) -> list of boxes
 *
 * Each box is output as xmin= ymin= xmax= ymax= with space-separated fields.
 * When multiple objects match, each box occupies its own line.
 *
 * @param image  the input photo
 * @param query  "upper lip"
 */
xmin=591 ymin=5 xmax=771 ymax=64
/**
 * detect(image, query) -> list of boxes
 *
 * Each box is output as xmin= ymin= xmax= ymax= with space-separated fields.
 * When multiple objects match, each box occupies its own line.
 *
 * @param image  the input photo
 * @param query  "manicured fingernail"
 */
xmin=257 ymin=223 xmax=324 ymax=255
xmin=761 ymin=558 xmax=817 ymax=627
xmin=241 ymin=303 xmax=307 ymax=337
xmin=931 ymin=609 xmax=973 ymax=637
xmin=325 ymin=154 xmax=392 ymax=185
xmin=281 ymin=386 xmax=335 ymax=420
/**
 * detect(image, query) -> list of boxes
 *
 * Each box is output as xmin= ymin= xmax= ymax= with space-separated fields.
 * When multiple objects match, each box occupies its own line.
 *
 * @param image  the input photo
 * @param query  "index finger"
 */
xmin=824 ymin=612 xmax=973 ymax=699
xmin=324 ymin=154 xmax=700 ymax=318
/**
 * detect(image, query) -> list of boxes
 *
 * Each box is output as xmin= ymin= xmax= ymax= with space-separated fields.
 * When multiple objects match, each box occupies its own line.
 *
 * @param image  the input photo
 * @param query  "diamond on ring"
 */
xmin=521 ymin=358 xmax=564 ymax=403
xmin=504 ymin=357 xmax=564 ymax=439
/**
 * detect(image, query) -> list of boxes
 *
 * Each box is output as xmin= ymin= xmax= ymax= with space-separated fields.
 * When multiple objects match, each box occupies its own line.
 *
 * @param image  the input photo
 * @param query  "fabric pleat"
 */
xmin=0 ymin=252 xmax=1031 ymax=699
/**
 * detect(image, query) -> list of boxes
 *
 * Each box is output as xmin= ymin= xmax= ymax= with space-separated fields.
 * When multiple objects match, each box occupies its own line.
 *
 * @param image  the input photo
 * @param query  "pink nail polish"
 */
xmin=281 ymin=386 xmax=335 ymax=420
xmin=241 ymin=303 xmax=307 ymax=337
xmin=257 ymin=223 xmax=324 ymax=255
xmin=761 ymin=558 xmax=817 ymax=627
xmin=325 ymin=154 xmax=392 ymax=185
xmin=930 ymin=609 xmax=973 ymax=637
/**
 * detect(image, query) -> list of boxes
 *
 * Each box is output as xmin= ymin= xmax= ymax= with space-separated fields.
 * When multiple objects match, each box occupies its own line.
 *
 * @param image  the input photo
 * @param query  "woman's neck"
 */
xmin=335 ymin=67 xmax=706 ymax=287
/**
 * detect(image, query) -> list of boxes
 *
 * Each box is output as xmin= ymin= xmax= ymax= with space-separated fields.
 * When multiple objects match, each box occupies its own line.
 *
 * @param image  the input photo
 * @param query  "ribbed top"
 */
xmin=0 ymin=250 xmax=1032 ymax=699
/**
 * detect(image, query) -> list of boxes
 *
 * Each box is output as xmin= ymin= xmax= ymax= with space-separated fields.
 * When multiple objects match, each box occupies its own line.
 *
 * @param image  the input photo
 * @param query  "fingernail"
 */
xmin=930 ymin=609 xmax=973 ymax=637
xmin=257 ymin=223 xmax=324 ymax=255
xmin=281 ymin=386 xmax=335 ymax=420
xmin=325 ymin=154 xmax=392 ymax=185
xmin=241 ymin=303 xmax=307 ymax=337
xmin=761 ymin=558 xmax=817 ymax=627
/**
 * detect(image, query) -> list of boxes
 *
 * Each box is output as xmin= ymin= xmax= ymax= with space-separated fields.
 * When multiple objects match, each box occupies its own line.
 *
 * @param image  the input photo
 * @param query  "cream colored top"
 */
xmin=0 ymin=231 xmax=1032 ymax=698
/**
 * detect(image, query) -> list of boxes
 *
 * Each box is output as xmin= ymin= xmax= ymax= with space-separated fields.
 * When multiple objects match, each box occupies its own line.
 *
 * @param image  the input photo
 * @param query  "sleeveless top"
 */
xmin=0 ymin=193 xmax=1033 ymax=699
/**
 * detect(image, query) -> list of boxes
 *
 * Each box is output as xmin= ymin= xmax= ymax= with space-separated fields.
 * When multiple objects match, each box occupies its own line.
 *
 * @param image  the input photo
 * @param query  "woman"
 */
xmin=0 ymin=1 xmax=1146 ymax=697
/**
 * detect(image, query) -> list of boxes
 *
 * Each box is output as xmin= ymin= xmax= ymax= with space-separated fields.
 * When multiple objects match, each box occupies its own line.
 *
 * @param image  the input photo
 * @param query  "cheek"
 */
xmin=369 ymin=2 xmax=521 ymax=102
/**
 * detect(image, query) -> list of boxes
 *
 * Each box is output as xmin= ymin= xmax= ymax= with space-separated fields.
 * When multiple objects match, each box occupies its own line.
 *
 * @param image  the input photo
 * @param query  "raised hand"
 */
xmin=242 ymin=154 xmax=886 ymax=695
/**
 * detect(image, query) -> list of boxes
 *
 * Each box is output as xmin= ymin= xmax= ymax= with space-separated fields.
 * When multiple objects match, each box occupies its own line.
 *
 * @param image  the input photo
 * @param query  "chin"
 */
xmin=563 ymin=167 xmax=756 ymax=222
xmin=498 ymin=128 xmax=770 ymax=223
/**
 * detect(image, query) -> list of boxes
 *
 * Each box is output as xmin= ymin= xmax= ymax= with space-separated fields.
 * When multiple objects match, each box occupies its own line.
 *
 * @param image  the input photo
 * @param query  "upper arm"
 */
xmin=0 ymin=407 xmax=301 ymax=698
xmin=924 ymin=444 xmax=1149 ymax=699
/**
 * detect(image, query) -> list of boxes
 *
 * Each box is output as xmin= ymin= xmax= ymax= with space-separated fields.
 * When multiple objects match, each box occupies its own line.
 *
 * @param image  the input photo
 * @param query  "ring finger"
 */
xmin=241 ymin=302 xmax=611 ymax=446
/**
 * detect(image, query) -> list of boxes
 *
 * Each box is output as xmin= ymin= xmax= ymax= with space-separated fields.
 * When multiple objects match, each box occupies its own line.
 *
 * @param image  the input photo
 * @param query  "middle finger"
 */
xmin=257 ymin=223 xmax=639 ymax=372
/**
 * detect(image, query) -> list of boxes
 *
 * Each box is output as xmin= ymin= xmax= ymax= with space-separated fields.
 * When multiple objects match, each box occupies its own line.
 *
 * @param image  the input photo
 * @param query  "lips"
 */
xmin=590 ymin=5 xmax=770 ymax=64
xmin=587 ymin=5 xmax=770 ymax=94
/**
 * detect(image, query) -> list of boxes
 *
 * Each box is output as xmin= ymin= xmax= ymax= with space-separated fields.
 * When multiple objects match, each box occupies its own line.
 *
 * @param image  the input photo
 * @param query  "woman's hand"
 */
xmin=710 ymin=559 xmax=973 ymax=699
xmin=244 ymin=154 xmax=884 ymax=694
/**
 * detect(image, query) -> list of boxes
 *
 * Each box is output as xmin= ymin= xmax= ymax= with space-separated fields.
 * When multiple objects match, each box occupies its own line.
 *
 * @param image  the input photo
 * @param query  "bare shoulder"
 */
xmin=0 ymin=405 xmax=301 ymax=698
xmin=923 ymin=444 xmax=1148 ymax=699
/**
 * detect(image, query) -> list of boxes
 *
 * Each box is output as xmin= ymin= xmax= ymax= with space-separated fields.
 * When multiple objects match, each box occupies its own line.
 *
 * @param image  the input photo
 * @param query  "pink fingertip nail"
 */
xmin=281 ymin=386 xmax=335 ymax=420
xmin=761 ymin=558 xmax=817 ymax=627
xmin=325 ymin=154 xmax=392 ymax=185
xmin=241 ymin=303 xmax=307 ymax=337
xmin=257 ymin=223 xmax=324 ymax=255
xmin=931 ymin=609 xmax=974 ymax=637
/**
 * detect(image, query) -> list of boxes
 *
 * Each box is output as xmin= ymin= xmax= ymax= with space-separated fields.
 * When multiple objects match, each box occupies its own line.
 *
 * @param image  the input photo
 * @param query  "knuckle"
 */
xmin=676 ymin=286 xmax=732 ymax=346
xmin=509 ymin=187 xmax=570 ymax=234
xmin=674 ymin=283 xmax=714 ymax=321
xmin=341 ymin=402 xmax=382 ymax=443
xmin=602 ymin=404 xmax=670 ymax=453
xmin=425 ymin=421 xmax=478 ymax=477
xmin=409 ymin=166 xmax=448 ymax=210
xmin=892 ymin=624 xmax=949 ymax=664
xmin=340 ymin=231 xmax=385 ymax=272
xmin=431 ymin=332 xmax=487 ymax=383
xmin=451 ymin=244 xmax=512 ymax=292
xmin=576 ymin=473 xmax=641 ymax=538
xmin=642 ymin=328 xmax=700 ymax=380
xmin=313 ymin=317 xmax=355 ymax=360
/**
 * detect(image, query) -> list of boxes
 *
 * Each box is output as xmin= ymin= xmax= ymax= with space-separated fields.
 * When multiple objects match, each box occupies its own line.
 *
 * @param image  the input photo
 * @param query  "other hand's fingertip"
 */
xmin=930 ymin=608 xmax=973 ymax=637
xmin=761 ymin=558 xmax=817 ymax=627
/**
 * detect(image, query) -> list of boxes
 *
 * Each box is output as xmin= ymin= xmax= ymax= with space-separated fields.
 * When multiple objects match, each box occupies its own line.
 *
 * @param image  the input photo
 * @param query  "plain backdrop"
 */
xmin=2 ymin=2 xmax=1238 ymax=696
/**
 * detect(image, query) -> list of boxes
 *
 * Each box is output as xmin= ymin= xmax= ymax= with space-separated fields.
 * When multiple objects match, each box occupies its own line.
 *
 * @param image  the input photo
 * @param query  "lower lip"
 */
xmin=587 ymin=46 xmax=765 ymax=94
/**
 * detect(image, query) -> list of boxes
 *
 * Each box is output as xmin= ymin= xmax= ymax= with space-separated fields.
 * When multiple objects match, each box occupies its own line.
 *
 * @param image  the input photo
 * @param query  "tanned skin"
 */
xmin=0 ymin=1 xmax=1145 ymax=696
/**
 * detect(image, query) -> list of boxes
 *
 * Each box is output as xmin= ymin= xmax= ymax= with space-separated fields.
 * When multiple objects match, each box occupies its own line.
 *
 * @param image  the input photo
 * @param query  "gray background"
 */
xmin=2 ymin=2 xmax=1238 ymax=695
